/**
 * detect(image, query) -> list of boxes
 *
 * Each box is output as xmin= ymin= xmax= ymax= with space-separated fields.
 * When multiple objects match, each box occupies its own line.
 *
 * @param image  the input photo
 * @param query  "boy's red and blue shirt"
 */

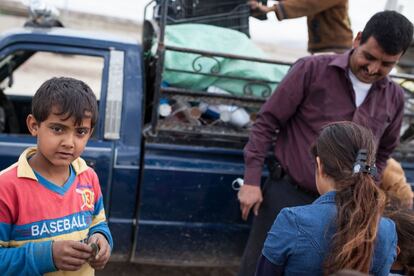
xmin=0 ymin=147 xmax=113 ymax=276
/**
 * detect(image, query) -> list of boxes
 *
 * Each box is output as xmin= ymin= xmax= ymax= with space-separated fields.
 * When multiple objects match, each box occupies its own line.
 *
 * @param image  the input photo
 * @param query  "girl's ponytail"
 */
xmin=324 ymin=174 xmax=385 ymax=274
xmin=311 ymin=122 xmax=386 ymax=275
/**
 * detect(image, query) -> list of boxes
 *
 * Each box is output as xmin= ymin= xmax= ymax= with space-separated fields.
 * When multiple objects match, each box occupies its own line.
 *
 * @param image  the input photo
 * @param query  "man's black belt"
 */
xmin=283 ymin=174 xmax=320 ymax=198
xmin=267 ymin=156 xmax=319 ymax=198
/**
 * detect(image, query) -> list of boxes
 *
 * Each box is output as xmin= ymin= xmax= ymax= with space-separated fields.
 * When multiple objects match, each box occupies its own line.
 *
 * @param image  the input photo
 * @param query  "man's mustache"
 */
xmin=362 ymin=66 xmax=381 ymax=76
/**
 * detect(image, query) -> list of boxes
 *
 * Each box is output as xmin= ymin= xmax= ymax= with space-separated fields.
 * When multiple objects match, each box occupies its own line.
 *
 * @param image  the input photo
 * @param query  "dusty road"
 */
xmin=97 ymin=263 xmax=238 ymax=276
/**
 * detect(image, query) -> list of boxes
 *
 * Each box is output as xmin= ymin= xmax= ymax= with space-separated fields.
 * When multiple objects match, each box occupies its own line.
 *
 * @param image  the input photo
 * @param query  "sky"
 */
xmin=19 ymin=0 xmax=414 ymax=50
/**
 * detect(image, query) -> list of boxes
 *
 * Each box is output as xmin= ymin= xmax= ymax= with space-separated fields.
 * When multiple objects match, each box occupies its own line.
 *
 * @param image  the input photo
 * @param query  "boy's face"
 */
xmin=26 ymin=107 xmax=93 ymax=169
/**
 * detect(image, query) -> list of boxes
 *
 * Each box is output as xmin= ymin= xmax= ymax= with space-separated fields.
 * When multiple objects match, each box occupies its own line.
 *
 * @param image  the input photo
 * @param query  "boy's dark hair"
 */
xmin=32 ymin=77 xmax=98 ymax=128
xmin=361 ymin=10 xmax=413 ymax=55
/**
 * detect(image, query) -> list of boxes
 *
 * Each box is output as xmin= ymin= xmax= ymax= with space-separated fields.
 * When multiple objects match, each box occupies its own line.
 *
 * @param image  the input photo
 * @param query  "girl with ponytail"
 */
xmin=255 ymin=122 xmax=397 ymax=276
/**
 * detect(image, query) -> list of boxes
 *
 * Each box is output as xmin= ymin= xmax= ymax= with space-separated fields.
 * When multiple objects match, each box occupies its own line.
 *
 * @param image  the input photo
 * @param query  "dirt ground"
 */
xmin=97 ymin=263 xmax=238 ymax=276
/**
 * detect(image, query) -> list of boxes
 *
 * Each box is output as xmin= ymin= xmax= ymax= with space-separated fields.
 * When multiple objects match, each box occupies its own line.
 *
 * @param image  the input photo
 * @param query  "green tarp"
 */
xmin=153 ymin=24 xmax=289 ymax=97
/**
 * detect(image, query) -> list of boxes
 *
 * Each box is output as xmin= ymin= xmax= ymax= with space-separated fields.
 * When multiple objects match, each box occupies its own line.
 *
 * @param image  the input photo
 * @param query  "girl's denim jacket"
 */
xmin=262 ymin=191 xmax=397 ymax=276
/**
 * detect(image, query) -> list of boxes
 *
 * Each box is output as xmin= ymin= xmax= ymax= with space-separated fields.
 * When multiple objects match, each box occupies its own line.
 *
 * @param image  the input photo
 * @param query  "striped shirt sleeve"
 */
xmin=87 ymin=169 xmax=113 ymax=249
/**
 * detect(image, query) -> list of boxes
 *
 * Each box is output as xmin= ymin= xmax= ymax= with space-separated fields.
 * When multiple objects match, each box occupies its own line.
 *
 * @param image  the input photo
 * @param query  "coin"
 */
xmin=90 ymin=242 xmax=100 ymax=257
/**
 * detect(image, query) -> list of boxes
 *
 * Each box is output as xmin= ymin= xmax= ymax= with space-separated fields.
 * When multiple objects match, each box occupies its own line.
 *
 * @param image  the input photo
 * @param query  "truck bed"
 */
xmin=143 ymin=0 xmax=291 ymax=148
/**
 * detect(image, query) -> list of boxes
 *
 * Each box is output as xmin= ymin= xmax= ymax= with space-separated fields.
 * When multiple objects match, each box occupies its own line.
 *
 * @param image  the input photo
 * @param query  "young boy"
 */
xmin=0 ymin=77 xmax=113 ymax=275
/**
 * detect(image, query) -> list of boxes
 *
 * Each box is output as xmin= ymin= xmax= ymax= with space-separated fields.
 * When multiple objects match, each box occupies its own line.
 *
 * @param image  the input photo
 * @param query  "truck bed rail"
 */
xmin=143 ymin=0 xmax=291 ymax=146
xmin=143 ymin=0 xmax=414 ymax=154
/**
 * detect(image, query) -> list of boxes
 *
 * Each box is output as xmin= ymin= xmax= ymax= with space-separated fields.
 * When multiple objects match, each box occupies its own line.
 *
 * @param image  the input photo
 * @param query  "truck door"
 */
xmin=0 ymin=42 xmax=115 ymax=216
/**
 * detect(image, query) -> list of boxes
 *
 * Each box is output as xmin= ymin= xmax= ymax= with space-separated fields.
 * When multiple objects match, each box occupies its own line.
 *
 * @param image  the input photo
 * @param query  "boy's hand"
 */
xmin=52 ymin=240 xmax=93 ymax=271
xmin=87 ymin=233 xmax=111 ymax=270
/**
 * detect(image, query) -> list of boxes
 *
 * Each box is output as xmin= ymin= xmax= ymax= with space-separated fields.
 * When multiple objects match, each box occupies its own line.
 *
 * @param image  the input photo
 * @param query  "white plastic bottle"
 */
xmin=158 ymin=98 xmax=172 ymax=117
xmin=199 ymin=86 xmax=251 ymax=127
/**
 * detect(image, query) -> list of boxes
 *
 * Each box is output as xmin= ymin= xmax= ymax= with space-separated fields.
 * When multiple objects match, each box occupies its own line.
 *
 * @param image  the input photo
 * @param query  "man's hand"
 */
xmin=87 ymin=233 xmax=111 ymax=270
xmin=238 ymin=184 xmax=263 ymax=221
xmin=52 ymin=240 xmax=93 ymax=271
xmin=248 ymin=1 xmax=274 ymax=14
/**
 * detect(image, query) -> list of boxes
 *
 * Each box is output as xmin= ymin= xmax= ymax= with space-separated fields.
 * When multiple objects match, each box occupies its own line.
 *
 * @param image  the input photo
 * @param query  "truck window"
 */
xmin=0 ymin=51 xmax=104 ymax=135
xmin=1 ymin=51 xmax=103 ymax=99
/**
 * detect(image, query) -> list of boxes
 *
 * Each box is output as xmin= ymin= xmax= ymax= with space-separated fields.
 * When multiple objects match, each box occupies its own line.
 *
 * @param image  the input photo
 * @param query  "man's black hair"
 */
xmin=361 ymin=10 xmax=413 ymax=55
xmin=32 ymin=77 xmax=98 ymax=128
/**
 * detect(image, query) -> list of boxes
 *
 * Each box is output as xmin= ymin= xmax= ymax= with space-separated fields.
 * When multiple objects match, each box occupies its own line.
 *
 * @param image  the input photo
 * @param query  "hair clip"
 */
xmin=353 ymin=149 xmax=377 ymax=177
xmin=355 ymin=149 xmax=367 ymax=163
xmin=353 ymin=162 xmax=377 ymax=176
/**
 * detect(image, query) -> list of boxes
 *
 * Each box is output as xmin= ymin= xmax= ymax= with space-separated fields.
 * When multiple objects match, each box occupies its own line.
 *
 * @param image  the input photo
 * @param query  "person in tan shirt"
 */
xmin=248 ymin=0 xmax=353 ymax=54
xmin=382 ymin=158 xmax=414 ymax=209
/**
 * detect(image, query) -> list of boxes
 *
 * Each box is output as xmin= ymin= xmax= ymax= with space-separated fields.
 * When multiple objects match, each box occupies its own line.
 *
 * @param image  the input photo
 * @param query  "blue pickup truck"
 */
xmin=0 ymin=0 xmax=414 ymax=268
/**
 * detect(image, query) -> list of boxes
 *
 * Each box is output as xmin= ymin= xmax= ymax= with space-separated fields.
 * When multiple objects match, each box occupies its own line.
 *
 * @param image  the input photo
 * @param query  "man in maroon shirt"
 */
xmin=238 ymin=11 xmax=414 ymax=276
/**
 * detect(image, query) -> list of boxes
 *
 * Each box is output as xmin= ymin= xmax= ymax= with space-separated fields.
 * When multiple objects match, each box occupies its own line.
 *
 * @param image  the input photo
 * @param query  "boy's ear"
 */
xmin=26 ymin=114 xmax=39 ymax=136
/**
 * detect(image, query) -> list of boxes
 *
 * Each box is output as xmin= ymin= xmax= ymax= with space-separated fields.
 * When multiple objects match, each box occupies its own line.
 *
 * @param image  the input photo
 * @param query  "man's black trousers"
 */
xmin=238 ymin=177 xmax=318 ymax=276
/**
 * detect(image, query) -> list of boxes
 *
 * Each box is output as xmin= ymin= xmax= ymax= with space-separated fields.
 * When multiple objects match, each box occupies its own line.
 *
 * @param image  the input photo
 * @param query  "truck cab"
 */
xmin=0 ymin=24 xmax=252 ymax=266
xmin=0 ymin=27 xmax=146 ymax=261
